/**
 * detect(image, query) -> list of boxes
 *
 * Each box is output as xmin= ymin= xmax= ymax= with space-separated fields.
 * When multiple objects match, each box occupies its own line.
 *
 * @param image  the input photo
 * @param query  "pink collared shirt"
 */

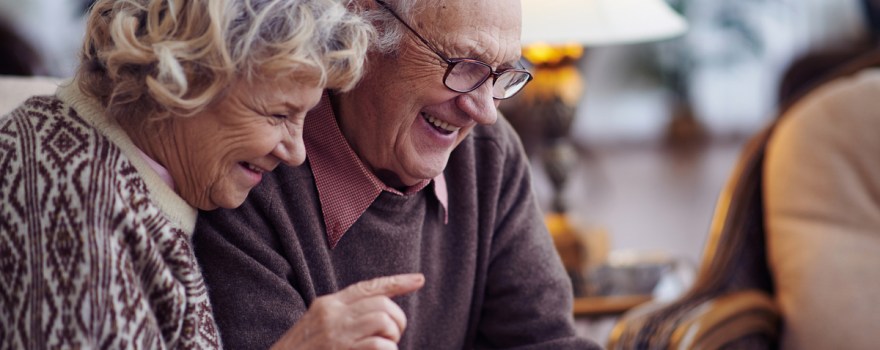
xmin=304 ymin=93 xmax=448 ymax=249
xmin=134 ymin=146 xmax=176 ymax=191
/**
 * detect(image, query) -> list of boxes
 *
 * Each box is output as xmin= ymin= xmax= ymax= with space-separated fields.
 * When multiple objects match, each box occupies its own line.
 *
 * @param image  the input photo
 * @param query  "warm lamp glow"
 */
xmin=523 ymin=43 xmax=585 ymax=66
xmin=512 ymin=0 xmax=689 ymax=292
xmin=521 ymin=66 xmax=583 ymax=104
xmin=545 ymin=212 xmax=572 ymax=238
xmin=521 ymin=0 xmax=688 ymax=46
xmin=545 ymin=212 xmax=585 ymax=276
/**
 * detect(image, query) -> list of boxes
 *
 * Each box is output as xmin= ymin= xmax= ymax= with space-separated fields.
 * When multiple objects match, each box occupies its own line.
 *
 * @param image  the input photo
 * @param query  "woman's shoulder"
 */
xmin=4 ymin=95 xmax=129 ymax=180
xmin=1 ymin=94 xmax=97 ymax=155
xmin=0 ymin=99 xmax=207 ymax=342
xmin=0 ymin=97 xmax=196 ymax=347
xmin=1 ymin=95 xmax=164 ymax=229
xmin=3 ymin=94 xmax=142 ymax=177
xmin=1 ymin=95 xmax=67 ymax=132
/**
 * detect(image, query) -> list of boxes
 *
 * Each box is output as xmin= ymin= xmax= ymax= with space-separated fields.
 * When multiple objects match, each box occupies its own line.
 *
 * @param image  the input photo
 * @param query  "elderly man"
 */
xmin=194 ymin=0 xmax=600 ymax=348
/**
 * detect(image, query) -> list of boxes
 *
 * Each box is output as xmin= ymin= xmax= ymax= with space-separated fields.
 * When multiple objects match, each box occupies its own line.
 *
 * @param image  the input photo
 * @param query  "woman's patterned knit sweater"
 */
xmin=0 ymin=84 xmax=220 ymax=349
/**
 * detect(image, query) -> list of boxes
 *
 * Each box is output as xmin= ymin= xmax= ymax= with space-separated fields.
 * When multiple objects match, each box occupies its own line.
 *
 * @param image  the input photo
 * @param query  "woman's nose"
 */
xmin=273 ymin=127 xmax=306 ymax=166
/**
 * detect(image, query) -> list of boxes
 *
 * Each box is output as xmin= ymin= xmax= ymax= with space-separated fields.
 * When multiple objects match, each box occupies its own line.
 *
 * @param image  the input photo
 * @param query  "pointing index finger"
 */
xmin=336 ymin=273 xmax=425 ymax=304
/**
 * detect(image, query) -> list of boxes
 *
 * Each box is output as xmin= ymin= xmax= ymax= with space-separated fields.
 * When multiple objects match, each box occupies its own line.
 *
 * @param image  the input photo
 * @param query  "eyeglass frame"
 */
xmin=374 ymin=0 xmax=533 ymax=100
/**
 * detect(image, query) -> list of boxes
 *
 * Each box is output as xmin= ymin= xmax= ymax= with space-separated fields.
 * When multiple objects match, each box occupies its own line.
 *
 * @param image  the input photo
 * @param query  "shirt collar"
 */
xmin=304 ymin=92 xmax=448 ymax=249
xmin=133 ymin=146 xmax=176 ymax=191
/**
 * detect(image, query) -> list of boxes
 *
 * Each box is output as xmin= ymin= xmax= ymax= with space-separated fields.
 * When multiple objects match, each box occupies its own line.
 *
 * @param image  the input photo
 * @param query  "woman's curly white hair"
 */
xmin=77 ymin=0 xmax=372 ymax=120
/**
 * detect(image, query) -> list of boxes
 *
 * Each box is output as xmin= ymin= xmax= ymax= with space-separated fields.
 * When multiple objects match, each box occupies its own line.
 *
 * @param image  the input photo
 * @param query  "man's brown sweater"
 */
xmin=194 ymin=110 xmax=599 ymax=349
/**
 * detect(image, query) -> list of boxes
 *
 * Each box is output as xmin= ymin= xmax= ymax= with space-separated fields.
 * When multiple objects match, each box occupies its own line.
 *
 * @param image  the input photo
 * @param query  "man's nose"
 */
xmin=456 ymin=80 xmax=499 ymax=125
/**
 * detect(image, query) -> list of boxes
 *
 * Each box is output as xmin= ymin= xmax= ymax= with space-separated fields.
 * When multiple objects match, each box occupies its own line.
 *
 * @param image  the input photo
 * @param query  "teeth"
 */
xmin=246 ymin=163 xmax=264 ymax=173
xmin=423 ymin=113 xmax=460 ymax=132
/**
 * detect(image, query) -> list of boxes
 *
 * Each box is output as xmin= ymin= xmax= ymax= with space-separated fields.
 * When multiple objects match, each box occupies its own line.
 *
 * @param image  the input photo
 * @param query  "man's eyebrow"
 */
xmin=473 ymin=52 xmax=519 ymax=69
xmin=457 ymin=41 xmax=494 ymax=62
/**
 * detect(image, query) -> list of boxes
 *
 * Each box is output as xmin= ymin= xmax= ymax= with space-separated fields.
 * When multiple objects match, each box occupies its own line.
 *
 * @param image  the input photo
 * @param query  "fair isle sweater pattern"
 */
xmin=0 ymin=95 xmax=220 ymax=349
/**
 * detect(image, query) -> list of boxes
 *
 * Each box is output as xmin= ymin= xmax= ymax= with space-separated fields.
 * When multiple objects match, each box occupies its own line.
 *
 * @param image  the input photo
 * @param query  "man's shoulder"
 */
xmin=248 ymin=162 xmax=317 ymax=206
xmin=470 ymin=111 xmax=518 ymax=145
xmin=457 ymin=112 xmax=525 ymax=167
xmin=196 ymin=163 xmax=318 ymax=238
xmin=445 ymin=112 xmax=529 ymax=195
xmin=459 ymin=112 xmax=524 ymax=158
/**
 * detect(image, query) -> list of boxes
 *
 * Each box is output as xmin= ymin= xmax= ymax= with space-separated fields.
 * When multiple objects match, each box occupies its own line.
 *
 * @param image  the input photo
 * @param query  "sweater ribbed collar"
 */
xmin=56 ymin=82 xmax=198 ymax=234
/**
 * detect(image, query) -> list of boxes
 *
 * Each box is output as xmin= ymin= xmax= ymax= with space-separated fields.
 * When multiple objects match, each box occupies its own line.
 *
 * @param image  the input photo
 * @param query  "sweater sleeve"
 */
xmin=193 ymin=189 xmax=308 ymax=349
xmin=473 ymin=119 xmax=601 ymax=349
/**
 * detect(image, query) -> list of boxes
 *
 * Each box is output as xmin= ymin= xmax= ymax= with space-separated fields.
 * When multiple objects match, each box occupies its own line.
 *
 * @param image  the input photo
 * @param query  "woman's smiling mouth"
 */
xmin=241 ymin=162 xmax=269 ymax=174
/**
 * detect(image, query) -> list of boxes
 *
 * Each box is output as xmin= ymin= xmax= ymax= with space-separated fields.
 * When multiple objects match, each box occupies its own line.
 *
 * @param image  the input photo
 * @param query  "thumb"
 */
xmin=337 ymin=273 xmax=425 ymax=304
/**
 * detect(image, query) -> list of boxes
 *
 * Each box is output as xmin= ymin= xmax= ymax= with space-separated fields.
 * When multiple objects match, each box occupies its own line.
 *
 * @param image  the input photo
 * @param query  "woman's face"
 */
xmin=167 ymin=77 xmax=322 ymax=210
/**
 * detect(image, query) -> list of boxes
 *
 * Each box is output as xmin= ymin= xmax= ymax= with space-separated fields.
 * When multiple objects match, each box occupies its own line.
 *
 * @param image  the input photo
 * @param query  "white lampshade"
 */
xmin=521 ymin=0 xmax=689 ymax=46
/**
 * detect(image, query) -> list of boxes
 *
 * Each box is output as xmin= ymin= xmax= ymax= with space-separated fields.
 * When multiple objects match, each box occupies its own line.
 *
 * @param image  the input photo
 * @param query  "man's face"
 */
xmin=336 ymin=0 xmax=523 ymax=188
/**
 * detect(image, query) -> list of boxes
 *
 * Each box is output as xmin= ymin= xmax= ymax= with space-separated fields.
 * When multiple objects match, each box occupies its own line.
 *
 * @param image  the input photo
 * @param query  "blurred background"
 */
xmin=505 ymin=0 xmax=877 ymax=342
xmin=507 ymin=0 xmax=872 ymax=262
xmin=1 ymin=0 xmax=876 ymax=343
xmin=0 ymin=0 xmax=89 ymax=77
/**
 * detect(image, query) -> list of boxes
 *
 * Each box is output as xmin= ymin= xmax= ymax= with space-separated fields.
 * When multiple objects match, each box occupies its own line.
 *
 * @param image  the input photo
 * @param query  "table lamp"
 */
xmin=508 ymin=0 xmax=688 ymax=296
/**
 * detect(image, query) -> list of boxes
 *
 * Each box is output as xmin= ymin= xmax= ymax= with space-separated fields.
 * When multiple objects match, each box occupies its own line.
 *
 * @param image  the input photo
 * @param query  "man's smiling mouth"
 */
xmin=422 ymin=112 xmax=460 ymax=134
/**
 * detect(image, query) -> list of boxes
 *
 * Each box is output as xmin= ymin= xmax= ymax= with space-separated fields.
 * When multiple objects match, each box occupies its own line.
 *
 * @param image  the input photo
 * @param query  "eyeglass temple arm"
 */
xmin=373 ymin=0 xmax=451 ymax=61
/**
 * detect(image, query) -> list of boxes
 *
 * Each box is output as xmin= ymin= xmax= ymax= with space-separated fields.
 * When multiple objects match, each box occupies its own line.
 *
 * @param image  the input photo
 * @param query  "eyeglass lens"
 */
xmin=446 ymin=61 xmax=532 ymax=99
xmin=494 ymin=71 xmax=532 ymax=99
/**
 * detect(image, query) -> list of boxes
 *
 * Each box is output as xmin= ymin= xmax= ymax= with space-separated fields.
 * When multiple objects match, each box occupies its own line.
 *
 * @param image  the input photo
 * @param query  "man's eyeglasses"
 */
xmin=375 ymin=0 xmax=533 ymax=100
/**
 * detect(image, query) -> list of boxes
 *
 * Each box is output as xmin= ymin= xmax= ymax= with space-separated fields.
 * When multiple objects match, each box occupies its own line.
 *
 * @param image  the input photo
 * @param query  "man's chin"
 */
xmin=375 ymin=165 xmax=446 ymax=189
xmin=408 ymin=164 xmax=448 ymax=184
xmin=420 ymin=156 xmax=452 ymax=177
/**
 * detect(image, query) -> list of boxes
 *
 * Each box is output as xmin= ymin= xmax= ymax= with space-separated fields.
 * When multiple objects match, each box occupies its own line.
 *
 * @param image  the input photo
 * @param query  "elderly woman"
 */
xmin=0 ymin=0 xmax=369 ymax=348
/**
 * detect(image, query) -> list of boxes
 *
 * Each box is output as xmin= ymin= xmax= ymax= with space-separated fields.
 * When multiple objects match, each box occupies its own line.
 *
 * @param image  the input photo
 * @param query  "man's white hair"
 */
xmin=358 ymin=0 xmax=425 ymax=54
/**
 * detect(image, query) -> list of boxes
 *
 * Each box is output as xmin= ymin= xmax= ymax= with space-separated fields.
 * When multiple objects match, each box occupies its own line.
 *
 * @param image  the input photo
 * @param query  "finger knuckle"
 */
xmin=379 ymin=297 xmax=397 ymax=310
xmin=371 ymin=313 xmax=401 ymax=338
xmin=359 ymin=337 xmax=397 ymax=350
xmin=375 ymin=312 xmax=395 ymax=327
xmin=380 ymin=298 xmax=406 ymax=326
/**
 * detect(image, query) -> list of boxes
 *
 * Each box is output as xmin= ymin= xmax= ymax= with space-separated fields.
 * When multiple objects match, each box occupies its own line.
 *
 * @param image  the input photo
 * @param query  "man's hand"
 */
xmin=270 ymin=273 xmax=425 ymax=350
